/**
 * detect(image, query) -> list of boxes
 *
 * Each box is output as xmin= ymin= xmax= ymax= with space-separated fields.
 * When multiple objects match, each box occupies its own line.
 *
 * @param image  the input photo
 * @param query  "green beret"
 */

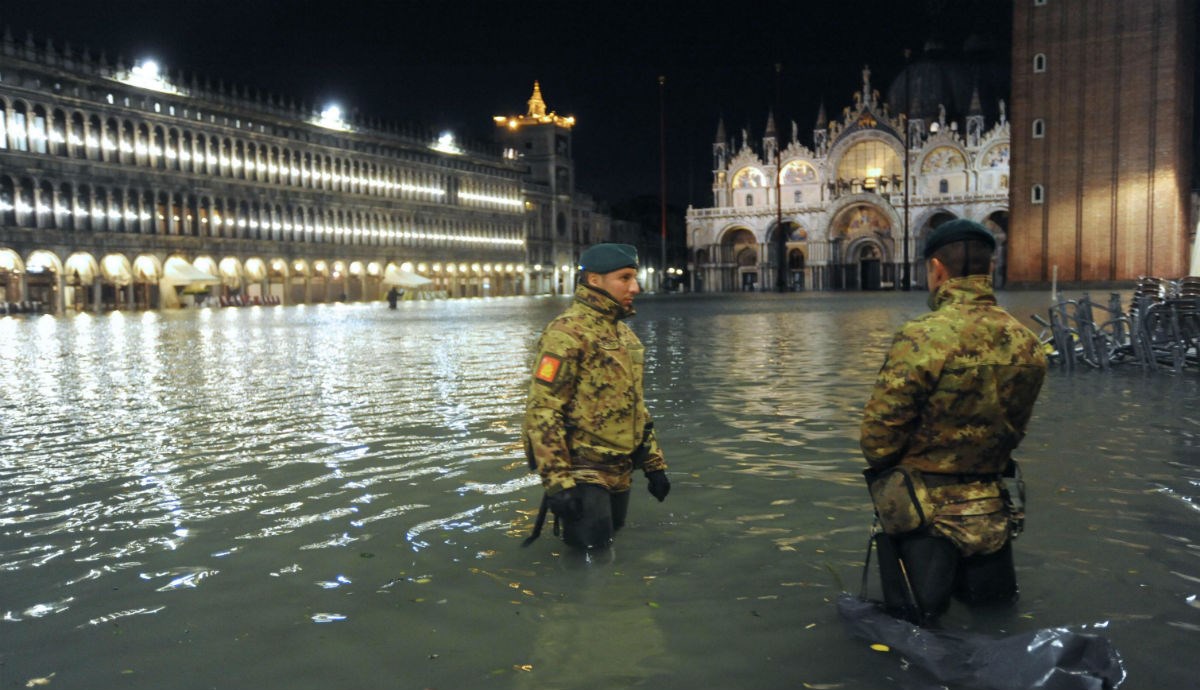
xmin=579 ymin=243 xmax=639 ymax=273
xmin=923 ymin=219 xmax=996 ymax=259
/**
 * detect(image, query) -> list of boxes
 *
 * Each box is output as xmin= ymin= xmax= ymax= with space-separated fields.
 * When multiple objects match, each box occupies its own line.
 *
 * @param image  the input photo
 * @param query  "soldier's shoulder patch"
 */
xmin=534 ymin=353 xmax=563 ymax=384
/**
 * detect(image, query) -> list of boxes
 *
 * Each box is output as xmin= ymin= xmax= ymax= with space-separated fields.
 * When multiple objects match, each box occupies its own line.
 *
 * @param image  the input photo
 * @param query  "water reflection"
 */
xmin=0 ymin=293 xmax=1196 ymax=689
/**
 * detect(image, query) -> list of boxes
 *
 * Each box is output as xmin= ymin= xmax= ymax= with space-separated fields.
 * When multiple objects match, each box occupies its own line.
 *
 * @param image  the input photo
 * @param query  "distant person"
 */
xmin=860 ymin=219 xmax=1047 ymax=624
xmin=522 ymin=243 xmax=670 ymax=550
xmin=387 ymin=287 xmax=399 ymax=309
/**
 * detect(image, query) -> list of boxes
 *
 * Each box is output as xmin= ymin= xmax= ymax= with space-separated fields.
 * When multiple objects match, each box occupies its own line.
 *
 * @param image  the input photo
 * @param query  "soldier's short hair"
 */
xmin=931 ymin=239 xmax=994 ymax=278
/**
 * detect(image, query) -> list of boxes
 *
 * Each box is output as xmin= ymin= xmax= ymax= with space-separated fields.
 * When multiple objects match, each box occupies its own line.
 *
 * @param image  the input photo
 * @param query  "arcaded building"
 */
xmin=687 ymin=40 xmax=1012 ymax=292
xmin=0 ymin=27 xmax=616 ymax=314
xmin=1008 ymin=0 xmax=1195 ymax=285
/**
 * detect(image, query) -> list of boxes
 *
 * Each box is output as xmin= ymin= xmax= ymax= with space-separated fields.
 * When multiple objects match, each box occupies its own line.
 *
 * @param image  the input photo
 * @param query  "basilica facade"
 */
xmin=0 ymin=27 xmax=615 ymax=314
xmin=687 ymin=62 xmax=1011 ymax=292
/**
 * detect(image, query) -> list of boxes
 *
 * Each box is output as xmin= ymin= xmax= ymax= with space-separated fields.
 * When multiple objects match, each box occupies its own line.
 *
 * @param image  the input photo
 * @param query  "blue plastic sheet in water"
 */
xmin=836 ymin=593 xmax=1125 ymax=690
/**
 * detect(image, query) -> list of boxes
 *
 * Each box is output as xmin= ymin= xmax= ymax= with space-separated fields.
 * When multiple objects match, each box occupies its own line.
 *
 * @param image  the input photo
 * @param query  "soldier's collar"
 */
xmin=929 ymin=275 xmax=996 ymax=311
xmin=574 ymin=283 xmax=634 ymax=320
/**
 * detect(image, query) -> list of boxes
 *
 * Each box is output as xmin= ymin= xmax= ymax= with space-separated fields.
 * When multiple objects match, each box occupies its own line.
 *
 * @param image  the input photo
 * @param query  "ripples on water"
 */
xmin=0 ymin=292 xmax=1196 ymax=689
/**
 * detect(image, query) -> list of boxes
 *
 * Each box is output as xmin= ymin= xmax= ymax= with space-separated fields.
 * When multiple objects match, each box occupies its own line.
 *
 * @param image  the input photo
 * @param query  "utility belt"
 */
xmin=865 ymin=461 xmax=1025 ymax=537
xmin=920 ymin=472 xmax=1002 ymax=488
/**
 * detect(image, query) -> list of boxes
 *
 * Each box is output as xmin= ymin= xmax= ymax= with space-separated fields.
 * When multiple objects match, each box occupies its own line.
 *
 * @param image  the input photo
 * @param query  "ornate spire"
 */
xmin=764 ymin=109 xmax=776 ymax=138
xmin=714 ymin=116 xmax=726 ymax=144
xmin=527 ymin=81 xmax=546 ymax=118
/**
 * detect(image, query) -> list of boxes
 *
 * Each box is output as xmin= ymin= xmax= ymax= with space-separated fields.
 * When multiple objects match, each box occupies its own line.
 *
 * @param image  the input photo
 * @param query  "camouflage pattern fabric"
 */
xmin=861 ymin=275 xmax=1047 ymax=554
xmin=523 ymin=284 xmax=666 ymax=494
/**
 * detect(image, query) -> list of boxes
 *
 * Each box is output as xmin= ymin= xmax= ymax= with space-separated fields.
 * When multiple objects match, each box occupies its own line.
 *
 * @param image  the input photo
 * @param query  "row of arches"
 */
xmin=0 ymin=97 xmax=522 ymax=210
xmin=691 ymin=202 xmax=1009 ymax=292
xmin=0 ymin=247 xmax=532 ymax=313
xmin=0 ymin=173 xmax=524 ymax=248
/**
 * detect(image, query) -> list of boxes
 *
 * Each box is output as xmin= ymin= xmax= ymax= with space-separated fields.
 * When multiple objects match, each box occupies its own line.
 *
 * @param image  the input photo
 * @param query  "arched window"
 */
xmin=51 ymin=109 xmax=68 ymax=156
xmin=75 ymin=184 xmax=92 ymax=231
xmin=152 ymin=126 xmax=166 ymax=170
xmin=1033 ymin=53 xmax=1047 ymax=73
xmin=1031 ymin=184 xmax=1045 ymax=204
xmin=11 ymin=103 xmax=29 ymax=151
xmin=70 ymin=113 xmax=86 ymax=158
xmin=30 ymin=106 xmax=49 ymax=154
xmin=745 ymin=194 xmax=754 ymax=207
xmin=1033 ymin=119 xmax=1045 ymax=138
xmin=938 ymin=179 xmax=949 ymax=194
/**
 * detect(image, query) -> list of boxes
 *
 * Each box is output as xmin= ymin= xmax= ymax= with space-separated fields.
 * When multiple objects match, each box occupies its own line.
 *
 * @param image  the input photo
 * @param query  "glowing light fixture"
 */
xmin=431 ymin=132 xmax=464 ymax=155
xmin=316 ymin=105 xmax=351 ymax=131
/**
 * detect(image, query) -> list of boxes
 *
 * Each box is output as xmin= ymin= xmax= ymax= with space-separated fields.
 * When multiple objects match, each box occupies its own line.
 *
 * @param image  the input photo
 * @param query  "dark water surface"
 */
xmin=1 ymin=292 xmax=1196 ymax=689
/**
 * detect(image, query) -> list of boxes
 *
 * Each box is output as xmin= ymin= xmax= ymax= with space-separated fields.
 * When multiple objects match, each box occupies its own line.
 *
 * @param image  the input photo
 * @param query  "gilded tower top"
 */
xmin=527 ymin=81 xmax=547 ymax=118
xmin=494 ymin=81 xmax=575 ymax=129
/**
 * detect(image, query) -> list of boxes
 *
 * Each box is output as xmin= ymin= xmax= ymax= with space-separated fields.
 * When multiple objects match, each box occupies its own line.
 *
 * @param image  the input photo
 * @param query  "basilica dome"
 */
xmin=885 ymin=34 xmax=1009 ymax=126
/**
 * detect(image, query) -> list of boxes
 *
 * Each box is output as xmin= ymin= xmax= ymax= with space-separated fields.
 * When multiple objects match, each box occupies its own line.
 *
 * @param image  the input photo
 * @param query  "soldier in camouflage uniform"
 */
xmin=523 ymin=243 xmax=670 ymax=550
xmin=861 ymin=219 xmax=1047 ymax=623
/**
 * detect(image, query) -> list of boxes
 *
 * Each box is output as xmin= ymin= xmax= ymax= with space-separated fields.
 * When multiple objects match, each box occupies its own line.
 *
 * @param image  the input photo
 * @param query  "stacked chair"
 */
xmin=1037 ymin=276 xmax=1199 ymax=372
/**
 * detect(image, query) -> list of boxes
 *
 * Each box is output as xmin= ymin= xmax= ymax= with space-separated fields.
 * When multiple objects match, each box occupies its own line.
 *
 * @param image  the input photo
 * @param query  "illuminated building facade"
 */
xmin=0 ymin=27 xmax=539 ymax=313
xmin=1008 ymin=0 xmax=1195 ymax=285
xmin=687 ymin=56 xmax=1011 ymax=292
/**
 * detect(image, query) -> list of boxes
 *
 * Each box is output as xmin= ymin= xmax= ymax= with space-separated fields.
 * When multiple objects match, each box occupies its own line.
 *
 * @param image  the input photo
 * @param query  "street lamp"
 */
xmin=658 ymin=76 xmax=668 ymax=286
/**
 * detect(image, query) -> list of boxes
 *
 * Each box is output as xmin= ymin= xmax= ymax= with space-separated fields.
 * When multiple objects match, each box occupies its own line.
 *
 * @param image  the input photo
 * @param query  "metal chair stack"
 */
xmin=1037 ymin=277 xmax=1197 ymax=373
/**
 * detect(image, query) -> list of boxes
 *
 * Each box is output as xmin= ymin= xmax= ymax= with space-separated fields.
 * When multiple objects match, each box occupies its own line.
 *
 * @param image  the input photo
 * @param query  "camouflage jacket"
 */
xmin=861 ymin=275 xmax=1047 ymax=554
xmin=522 ymin=284 xmax=666 ymax=493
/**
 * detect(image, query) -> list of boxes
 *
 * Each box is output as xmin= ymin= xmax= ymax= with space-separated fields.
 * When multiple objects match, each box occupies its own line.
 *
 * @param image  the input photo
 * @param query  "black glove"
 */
xmin=646 ymin=471 xmax=671 ymax=502
xmin=547 ymin=487 xmax=583 ymax=521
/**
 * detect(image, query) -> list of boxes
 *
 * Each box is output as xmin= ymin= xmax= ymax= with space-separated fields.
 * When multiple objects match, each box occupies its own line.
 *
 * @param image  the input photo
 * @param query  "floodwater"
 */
xmin=1 ymin=291 xmax=1196 ymax=690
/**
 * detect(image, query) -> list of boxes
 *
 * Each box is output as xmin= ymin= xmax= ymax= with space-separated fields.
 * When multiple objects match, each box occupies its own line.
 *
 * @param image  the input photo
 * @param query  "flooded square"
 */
xmin=1 ymin=291 xmax=1196 ymax=689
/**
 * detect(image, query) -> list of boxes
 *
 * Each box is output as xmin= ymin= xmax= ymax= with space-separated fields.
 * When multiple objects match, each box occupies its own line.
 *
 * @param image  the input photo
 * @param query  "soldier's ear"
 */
xmin=927 ymin=257 xmax=951 ymax=291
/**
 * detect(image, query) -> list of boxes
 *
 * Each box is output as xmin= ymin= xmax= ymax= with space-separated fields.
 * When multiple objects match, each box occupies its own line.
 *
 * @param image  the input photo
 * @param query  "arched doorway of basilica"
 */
xmin=789 ymin=249 xmax=806 ymax=291
xmin=857 ymin=244 xmax=883 ymax=290
xmin=830 ymin=204 xmax=892 ymax=290
xmin=737 ymin=246 xmax=758 ymax=291
xmin=721 ymin=228 xmax=757 ymax=291
xmin=766 ymin=222 xmax=807 ymax=291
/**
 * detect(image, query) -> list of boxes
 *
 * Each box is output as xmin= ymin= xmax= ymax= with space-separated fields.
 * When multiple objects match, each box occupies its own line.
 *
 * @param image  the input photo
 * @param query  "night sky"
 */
xmin=2 ymin=0 xmax=1012 ymax=208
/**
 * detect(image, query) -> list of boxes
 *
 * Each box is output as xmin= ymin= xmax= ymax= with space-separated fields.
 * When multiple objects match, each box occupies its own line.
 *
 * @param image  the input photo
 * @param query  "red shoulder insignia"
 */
xmin=534 ymin=354 xmax=563 ymax=384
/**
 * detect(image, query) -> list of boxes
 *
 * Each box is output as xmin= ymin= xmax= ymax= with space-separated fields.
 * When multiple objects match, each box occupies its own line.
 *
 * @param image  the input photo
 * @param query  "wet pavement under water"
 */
xmin=0 ymin=291 xmax=1196 ymax=690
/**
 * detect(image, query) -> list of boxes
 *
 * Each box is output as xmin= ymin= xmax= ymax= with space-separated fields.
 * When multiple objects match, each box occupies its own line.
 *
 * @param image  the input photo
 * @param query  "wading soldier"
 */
xmin=522 ymin=243 xmax=670 ymax=550
xmin=861 ymin=219 xmax=1047 ymax=624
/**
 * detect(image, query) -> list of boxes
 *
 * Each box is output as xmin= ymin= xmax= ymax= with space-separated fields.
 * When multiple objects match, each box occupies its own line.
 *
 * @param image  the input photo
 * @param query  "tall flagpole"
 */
xmin=774 ymin=63 xmax=787 ymax=292
xmin=658 ymin=75 xmax=667 ymax=290
xmin=902 ymin=49 xmax=912 ymax=291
